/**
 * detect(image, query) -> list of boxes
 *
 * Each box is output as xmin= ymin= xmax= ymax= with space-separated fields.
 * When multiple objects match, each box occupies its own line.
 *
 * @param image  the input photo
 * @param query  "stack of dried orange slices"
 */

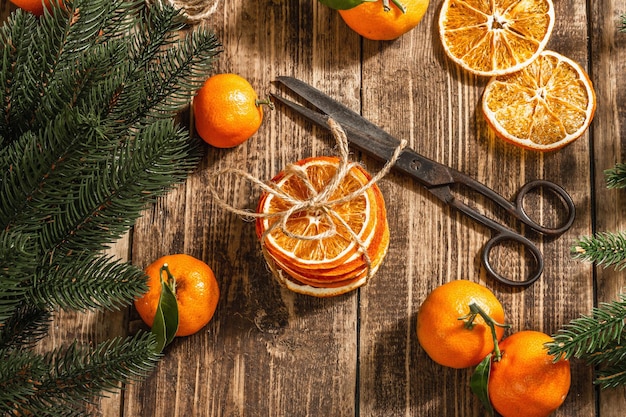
xmin=255 ymin=155 xmax=390 ymax=297
xmin=439 ymin=0 xmax=596 ymax=151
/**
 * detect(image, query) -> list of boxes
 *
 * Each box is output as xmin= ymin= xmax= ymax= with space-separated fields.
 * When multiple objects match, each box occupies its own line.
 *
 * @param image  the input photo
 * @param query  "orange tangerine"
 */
xmin=193 ymin=73 xmax=269 ymax=148
xmin=489 ymin=330 xmax=571 ymax=417
xmin=417 ymin=280 xmax=506 ymax=369
xmin=338 ymin=0 xmax=430 ymax=41
xmin=10 ymin=0 xmax=54 ymax=15
xmin=134 ymin=254 xmax=219 ymax=337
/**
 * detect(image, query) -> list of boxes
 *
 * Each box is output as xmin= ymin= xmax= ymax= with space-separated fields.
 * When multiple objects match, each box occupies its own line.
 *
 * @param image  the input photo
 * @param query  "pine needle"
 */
xmin=571 ymin=231 xmax=626 ymax=270
xmin=548 ymin=293 xmax=626 ymax=389
xmin=0 ymin=0 xmax=221 ymax=413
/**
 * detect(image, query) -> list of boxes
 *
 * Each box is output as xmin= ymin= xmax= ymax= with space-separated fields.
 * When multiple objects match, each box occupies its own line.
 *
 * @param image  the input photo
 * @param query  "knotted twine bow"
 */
xmin=146 ymin=0 xmax=221 ymax=23
xmin=208 ymin=118 xmax=407 ymax=281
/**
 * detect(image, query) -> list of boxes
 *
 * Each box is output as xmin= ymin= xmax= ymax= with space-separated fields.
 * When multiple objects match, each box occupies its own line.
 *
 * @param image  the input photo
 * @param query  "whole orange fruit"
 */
xmin=489 ymin=330 xmax=571 ymax=417
xmin=10 ymin=0 xmax=53 ymax=15
xmin=416 ymin=280 xmax=505 ymax=369
xmin=134 ymin=254 xmax=219 ymax=337
xmin=193 ymin=73 xmax=266 ymax=148
xmin=338 ymin=0 xmax=429 ymax=41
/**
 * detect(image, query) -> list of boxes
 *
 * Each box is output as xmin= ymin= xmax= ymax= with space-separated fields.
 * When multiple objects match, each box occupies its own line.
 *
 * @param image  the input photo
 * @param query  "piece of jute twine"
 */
xmin=146 ymin=0 xmax=220 ymax=23
xmin=208 ymin=118 xmax=407 ymax=281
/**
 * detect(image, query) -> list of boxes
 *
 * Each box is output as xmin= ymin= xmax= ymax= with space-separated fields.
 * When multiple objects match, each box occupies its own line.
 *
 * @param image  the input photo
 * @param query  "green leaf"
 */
xmin=317 ymin=0 xmax=376 ymax=10
xmin=470 ymin=354 xmax=494 ymax=417
xmin=151 ymin=277 xmax=178 ymax=353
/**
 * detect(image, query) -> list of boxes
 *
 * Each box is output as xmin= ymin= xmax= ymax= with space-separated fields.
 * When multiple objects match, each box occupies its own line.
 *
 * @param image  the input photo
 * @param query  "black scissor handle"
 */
xmin=515 ymin=179 xmax=576 ymax=236
xmin=482 ymin=232 xmax=544 ymax=287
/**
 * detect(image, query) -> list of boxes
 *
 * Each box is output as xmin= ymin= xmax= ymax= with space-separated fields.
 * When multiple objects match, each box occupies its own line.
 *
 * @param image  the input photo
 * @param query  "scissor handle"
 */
xmin=482 ymin=232 xmax=544 ymax=287
xmin=514 ymin=179 xmax=576 ymax=236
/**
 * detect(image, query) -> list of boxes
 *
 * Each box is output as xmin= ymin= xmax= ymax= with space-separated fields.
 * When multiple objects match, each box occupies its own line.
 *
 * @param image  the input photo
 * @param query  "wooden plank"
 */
xmin=3 ymin=0 xmax=621 ymax=415
xmin=590 ymin=1 xmax=626 ymax=416
xmin=33 ymin=234 xmax=130 ymax=417
xmin=358 ymin=2 xmax=595 ymax=416
xmin=123 ymin=2 xmax=363 ymax=416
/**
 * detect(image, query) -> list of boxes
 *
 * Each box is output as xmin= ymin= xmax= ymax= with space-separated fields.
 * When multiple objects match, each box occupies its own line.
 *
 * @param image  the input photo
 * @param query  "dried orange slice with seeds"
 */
xmin=439 ymin=0 xmax=555 ymax=76
xmin=482 ymin=50 xmax=596 ymax=151
xmin=256 ymin=156 xmax=389 ymax=297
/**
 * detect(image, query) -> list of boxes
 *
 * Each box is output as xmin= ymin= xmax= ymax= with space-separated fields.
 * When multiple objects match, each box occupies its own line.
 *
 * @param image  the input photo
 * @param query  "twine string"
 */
xmin=146 ymin=0 xmax=221 ymax=23
xmin=208 ymin=118 xmax=407 ymax=280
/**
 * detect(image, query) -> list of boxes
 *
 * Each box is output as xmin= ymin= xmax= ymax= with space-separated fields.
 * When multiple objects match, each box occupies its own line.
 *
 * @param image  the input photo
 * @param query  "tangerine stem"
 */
xmin=256 ymin=97 xmax=275 ymax=111
xmin=159 ymin=263 xmax=176 ymax=294
xmin=459 ymin=302 xmax=510 ymax=361
xmin=382 ymin=0 xmax=406 ymax=13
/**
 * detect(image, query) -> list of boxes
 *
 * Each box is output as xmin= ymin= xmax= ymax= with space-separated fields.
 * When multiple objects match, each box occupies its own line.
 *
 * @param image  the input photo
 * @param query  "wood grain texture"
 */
xmin=358 ymin=1 xmax=594 ymax=416
xmin=3 ymin=0 xmax=622 ymax=415
xmin=590 ymin=1 xmax=626 ymax=416
xmin=125 ymin=2 xmax=362 ymax=416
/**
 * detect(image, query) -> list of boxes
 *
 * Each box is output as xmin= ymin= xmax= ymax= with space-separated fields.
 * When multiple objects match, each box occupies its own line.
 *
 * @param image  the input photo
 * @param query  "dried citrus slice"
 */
xmin=439 ymin=0 xmax=555 ymax=76
xmin=256 ymin=156 xmax=390 ymax=296
xmin=482 ymin=50 xmax=596 ymax=151
xmin=261 ymin=173 xmax=386 ymax=275
xmin=257 ymin=156 xmax=378 ymax=268
xmin=264 ymin=224 xmax=389 ymax=297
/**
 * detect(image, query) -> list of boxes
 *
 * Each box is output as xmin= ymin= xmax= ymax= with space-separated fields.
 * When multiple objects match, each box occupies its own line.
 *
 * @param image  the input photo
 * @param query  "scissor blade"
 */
xmin=275 ymin=76 xmax=400 ymax=148
xmin=272 ymin=80 xmax=457 ymax=188
xmin=271 ymin=92 xmax=400 ymax=162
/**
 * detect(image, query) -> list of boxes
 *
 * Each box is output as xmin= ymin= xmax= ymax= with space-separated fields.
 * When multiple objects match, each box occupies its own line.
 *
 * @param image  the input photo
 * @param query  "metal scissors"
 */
xmin=271 ymin=76 xmax=576 ymax=287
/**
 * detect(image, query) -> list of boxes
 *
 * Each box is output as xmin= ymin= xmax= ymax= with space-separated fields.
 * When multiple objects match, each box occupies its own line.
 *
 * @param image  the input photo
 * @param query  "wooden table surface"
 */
xmin=14 ymin=0 xmax=625 ymax=416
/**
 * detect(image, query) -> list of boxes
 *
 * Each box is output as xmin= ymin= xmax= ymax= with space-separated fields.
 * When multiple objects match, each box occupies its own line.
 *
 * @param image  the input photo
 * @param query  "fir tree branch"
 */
xmin=29 ymin=254 xmax=148 ymax=311
xmin=0 ymin=0 xmax=221 ymax=412
xmin=0 ymin=9 xmax=40 ymax=143
xmin=586 ymin=342 xmax=626 ymax=367
xmin=548 ymin=293 xmax=626 ymax=388
xmin=571 ymin=231 xmax=626 ymax=270
xmin=547 ymin=293 xmax=626 ymax=359
xmin=605 ymin=162 xmax=626 ymax=189
xmin=111 ymin=7 xmax=221 ymax=128
xmin=1 ymin=332 xmax=160 ymax=417
xmin=595 ymin=363 xmax=626 ymax=389
xmin=0 ymin=231 xmax=36 ymax=322
xmin=0 ymin=304 xmax=50 ymax=351
xmin=0 ymin=110 xmax=116 ymax=231
xmin=0 ymin=349 xmax=47 ymax=414
xmin=38 ymin=118 xmax=202 ymax=255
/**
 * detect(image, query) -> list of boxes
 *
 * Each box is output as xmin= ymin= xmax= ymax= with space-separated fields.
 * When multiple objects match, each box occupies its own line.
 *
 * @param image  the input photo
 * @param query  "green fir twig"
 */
xmin=547 ymin=293 xmax=626 ymax=389
xmin=571 ymin=231 xmax=626 ymax=270
xmin=605 ymin=162 xmax=626 ymax=189
xmin=0 ymin=0 xmax=221 ymax=414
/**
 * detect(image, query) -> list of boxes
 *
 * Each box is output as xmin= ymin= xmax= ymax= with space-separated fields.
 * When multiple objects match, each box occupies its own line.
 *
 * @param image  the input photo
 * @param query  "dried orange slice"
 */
xmin=257 ymin=156 xmax=377 ymax=267
xmin=439 ymin=0 xmax=555 ymax=76
xmin=482 ymin=50 xmax=596 ymax=151
xmin=256 ymin=156 xmax=390 ymax=296
xmin=261 ymin=173 xmax=386 ymax=275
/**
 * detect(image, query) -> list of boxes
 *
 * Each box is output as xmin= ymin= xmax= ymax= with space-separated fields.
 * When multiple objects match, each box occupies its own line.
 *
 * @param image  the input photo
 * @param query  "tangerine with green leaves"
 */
xmin=489 ymin=330 xmax=571 ymax=417
xmin=416 ymin=280 xmax=506 ymax=369
xmin=338 ymin=0 xmax=429 ymax=41
xmin=134 ymin=254 xmax=219 ymax=337
xmin=193 ymin=73 xmax=270 ymax=148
